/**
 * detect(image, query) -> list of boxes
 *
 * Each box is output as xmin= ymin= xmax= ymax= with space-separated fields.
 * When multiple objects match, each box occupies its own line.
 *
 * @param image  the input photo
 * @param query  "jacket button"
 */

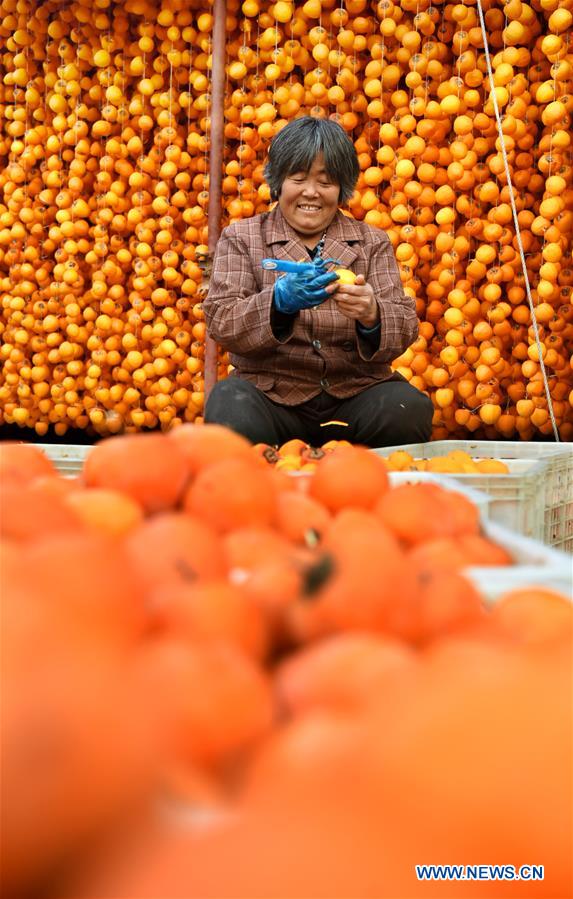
xmin=342 ymin=341 xmax=353 ymax=351
xmin=312 ymin=339 xmax=321 ymax=350
xmin=320 ymin=378 xmax=330 ymax=389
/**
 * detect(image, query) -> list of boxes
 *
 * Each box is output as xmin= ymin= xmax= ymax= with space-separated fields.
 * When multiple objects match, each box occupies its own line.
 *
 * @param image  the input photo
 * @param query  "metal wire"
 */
xmin=475 ymin=0 xmax=560 ymax=442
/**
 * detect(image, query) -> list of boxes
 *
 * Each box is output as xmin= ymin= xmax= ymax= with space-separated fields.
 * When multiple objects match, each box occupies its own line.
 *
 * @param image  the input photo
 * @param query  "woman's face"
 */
xmin=278 ymin=154 xmax=341 ymax=244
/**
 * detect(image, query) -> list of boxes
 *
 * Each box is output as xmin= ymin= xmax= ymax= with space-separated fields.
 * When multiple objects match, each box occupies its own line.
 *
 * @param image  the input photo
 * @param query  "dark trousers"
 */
xmin=205 ymin=375 xmax=433 ymax=448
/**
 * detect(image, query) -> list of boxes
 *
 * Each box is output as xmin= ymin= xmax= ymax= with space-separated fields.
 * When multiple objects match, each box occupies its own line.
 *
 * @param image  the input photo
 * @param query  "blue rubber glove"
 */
xmin=273 ymin=264 xmax=338 ymax=314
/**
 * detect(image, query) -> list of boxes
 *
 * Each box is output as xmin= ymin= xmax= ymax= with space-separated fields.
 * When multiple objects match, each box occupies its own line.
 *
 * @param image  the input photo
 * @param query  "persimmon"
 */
xmin=64 ymin=489 xmax=144 ymax=537
xmin=184 ymin=457 xmax=278 ymax=533
xmin=409 ymin=534 xmax=512 ymax=571
xmin=438 ymin=487 xmax=481 ymax=536
xmin=334 ymin=268 xmax=357 ymax=284
xmin=490 ymin=588 xmax=573 ymax=647
xmin=288 ymin=509 xmax=417 ymax=641
xmin=1 ymin=618 xmax=157 ymax=898
xmin=277 ymin=438 xmax=308 ymax=457
xmin=83 ymin=434 xmax=189 ymax=515
xmin=275 ymin=490 xmax=331 ymax=544
xmin=3 ymin=533 xmax=147 ymax=644
xmin=15 ymin=635 xmax=573 ymax=899
xmin=275 ymin=454 xmax=303 ymax=472
xmin=168 ymin=423 xmax=253 ymax=475
xmin=309 ymin=446 xmax=389 ymax=513
xmin=81 ymin=713 xmax=386 ymax=899
xmin=424 ymin=455 xmax=466 ymax=474
xmin=320 ymin=439 xmax=353 ymax=452
xmin=124 ymin=512 xmax=224 ymax=594
xmin=28 ymin=475 xmax=79 ymax=500
xmin=386 ymin=450 xmax=414 ymax=470
xmin=475 ymin=458 xmax=510 ymax=473
xmin=222 ymin=526 xmax=293 ymax=574
xmin=153 ymin=580 xmax=270 ymax=662
xmin=185 ymin=638 xmax=568 ymax=899
xmin=276 ymin=633 xmax=416 ymax=715
xmin=251 ymin=443 xmax=281 ymax=466
xmin=383 ymin=565 xmax=486 ymax=646
xmin=0 ymin=484 xmax=83 ymax=542
xmin=140 ymin=639 xmax=274 ymax=773
xmin=375 ymin=482 xmax=480 ymax=546
xmin=301 ymin=446 xmax=326 ymax=464
xmin=237 ymin=555 xmax=311 ymax=628
xmin=0 ymin=444 xmax=56 ymax=486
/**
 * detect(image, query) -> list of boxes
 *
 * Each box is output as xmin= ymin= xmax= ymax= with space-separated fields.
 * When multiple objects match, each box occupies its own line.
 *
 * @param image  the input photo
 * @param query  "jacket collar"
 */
xmin=262 ymin=206 xmax=361 ymax=269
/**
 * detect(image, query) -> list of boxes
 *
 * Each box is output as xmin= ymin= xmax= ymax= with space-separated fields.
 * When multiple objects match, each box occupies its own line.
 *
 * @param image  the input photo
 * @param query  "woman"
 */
xmin=203 ymin=116 xmax=433 ymax=448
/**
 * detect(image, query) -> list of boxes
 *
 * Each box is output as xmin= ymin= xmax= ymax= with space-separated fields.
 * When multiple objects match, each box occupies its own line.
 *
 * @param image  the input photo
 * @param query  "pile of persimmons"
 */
xmin=1 ymin=0 xmax=572 ymax=441
xmin=1 ymin=424 xmax=572 ymax=899
xmin=252 ymin=436 xmax=513 ymax=473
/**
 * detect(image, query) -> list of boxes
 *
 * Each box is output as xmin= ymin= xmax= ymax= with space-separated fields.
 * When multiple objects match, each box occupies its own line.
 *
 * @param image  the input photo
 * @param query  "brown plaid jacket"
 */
xmin=204 ymin=206 xmax=419 ymax=405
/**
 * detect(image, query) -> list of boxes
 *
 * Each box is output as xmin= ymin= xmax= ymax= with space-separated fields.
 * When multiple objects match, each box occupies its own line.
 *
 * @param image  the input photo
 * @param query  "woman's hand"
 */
xmin=273 ymin=267 xmax=339 ymax=314
xmin=332 ymin=275 xmax=379 ymax=328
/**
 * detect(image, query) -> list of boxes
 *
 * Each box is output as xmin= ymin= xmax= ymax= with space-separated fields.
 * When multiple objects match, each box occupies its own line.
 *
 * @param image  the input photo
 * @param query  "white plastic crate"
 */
xmin=373 ymin=441 xmax=573 ymax=552
xmin=36 ymin=443 xmax=90 ymax=478
xmin=464 ymin=519 xmax=573 ymax=603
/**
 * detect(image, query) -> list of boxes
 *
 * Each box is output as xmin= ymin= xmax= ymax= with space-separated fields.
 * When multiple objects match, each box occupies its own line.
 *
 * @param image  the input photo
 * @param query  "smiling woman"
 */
xmin=202 ymin=116 xmax=433 ymax=449
xmin=277 ymin=156 xmax=341 ymax=245
xmin=263 ymin=117 xmax=359 ymax=247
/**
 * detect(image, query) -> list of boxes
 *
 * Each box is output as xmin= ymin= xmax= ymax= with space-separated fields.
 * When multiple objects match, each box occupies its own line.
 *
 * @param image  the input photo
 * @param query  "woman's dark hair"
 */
xmin=263 ymin=116 xmax=360 ymax=205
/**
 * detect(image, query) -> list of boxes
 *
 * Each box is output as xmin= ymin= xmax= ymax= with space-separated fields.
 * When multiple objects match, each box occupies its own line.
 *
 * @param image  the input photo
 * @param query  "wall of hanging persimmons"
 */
xmin=0 ymin=0 xmax=571 ymax=439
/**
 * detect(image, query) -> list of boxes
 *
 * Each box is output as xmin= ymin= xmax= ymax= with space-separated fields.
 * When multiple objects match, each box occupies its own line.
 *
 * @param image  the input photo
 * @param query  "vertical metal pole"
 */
xmin=204 ymin=0 xmax=227 ymax=401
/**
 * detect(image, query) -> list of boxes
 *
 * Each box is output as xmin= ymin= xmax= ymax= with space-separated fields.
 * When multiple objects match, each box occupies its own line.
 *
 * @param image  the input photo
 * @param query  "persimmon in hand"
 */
xmin=334 ymin=268 xmax=357 ymax=284
xmin=333 ymin=273 xmax=378 ymax=328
